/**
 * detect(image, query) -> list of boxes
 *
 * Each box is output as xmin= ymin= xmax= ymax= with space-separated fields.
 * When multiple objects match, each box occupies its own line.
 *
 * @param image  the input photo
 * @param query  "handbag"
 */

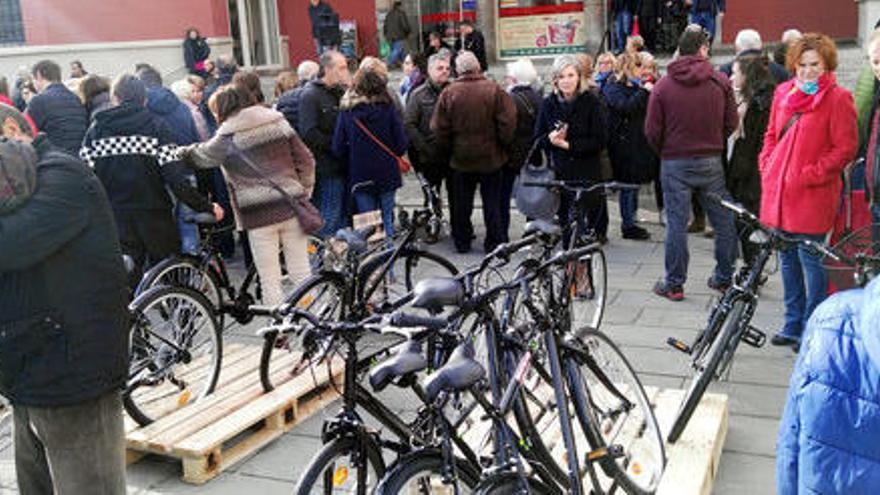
xmin=353 ymin=117 xmax=411 ymax=174
xmin=514 ymin=141 xmax=560 ymax=220
xmin=226 ymin=139 xmax=324 ymax=235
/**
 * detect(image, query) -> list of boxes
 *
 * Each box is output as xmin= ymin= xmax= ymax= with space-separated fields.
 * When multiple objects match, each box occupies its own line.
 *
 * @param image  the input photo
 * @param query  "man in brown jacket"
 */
xmin=431 ymin=51 xmax=516 ymax=253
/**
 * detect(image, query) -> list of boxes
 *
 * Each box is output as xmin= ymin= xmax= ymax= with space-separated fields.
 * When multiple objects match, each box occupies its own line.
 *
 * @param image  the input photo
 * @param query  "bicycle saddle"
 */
xmin=423 ymin=341 xmax=485 ymax=403
xmin=411 ymin=277 xmax=464 ymax=313
xmin=333 ymin=226 xmax=376 ymax=255
xmin=523 ymin=219 xmax=562 ymax=239
xmin=368 ymin=339 xmax=428 ymax=392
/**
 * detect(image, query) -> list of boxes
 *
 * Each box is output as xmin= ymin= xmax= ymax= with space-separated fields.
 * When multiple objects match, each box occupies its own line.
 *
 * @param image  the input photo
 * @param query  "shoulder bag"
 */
xmin=353 ymin=118 xmax=411 ymax=174
xmin=226 ymin=138 xmax=324 ymax=235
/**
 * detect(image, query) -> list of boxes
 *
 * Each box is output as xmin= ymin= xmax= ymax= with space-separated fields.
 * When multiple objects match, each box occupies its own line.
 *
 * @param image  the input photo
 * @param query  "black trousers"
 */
xmin=114 ymin=209 xmax=179 ymax=285
xmin=498 ymin=167 xmax=518 ymax=243
xmin=451 ymin=169 xmax=504 ymax=252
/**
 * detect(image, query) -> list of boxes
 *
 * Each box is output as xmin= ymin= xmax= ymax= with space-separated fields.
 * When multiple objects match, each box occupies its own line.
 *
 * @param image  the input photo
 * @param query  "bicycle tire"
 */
xmin=375 ymin=449 xmax=480 ymax=495
xmin=667 ymin=299 xmax=746 ymax=443
xmin=124 ymin=285 xmax=221 ymax=426
xmin=568 ymin=328 xmax=665 ymax=494
xmin=572 ymin=248 xmax=607 ymax=330
xmin=135 ymin=255 xmax=224 ymax=312
xmin=475 ymin=472 xmax=558 ymax=495
xmin=294 ymin=435 xmax=385 ymax=494
xmin=358 ymin=247 xmax=458 ymax=308
xmin=259 ymin=272 xmax=347 ymax=392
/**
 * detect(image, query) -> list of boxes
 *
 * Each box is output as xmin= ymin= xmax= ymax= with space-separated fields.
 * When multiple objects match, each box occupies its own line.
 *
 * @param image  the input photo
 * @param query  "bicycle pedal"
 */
xmin=741 ymin=325 xmax=766 ymax=348
xmin=586 ymin=444 xmax=625 ymax=463
xmin=666 ymin=337 xmax=692 ymax=355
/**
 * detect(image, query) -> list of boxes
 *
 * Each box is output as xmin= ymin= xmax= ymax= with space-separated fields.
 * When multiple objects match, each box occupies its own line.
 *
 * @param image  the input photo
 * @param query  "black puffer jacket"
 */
xmin=602 ymin=79 xmax=658 ymax=184
xmin=80 ymin=103 xmax=212 ymax=213
xmin=25 ymin=82 xmax=88 ymax=156
xmin=507 ymin=85 xmax=543 ymax=170
xmin=726 ymin=86 xmax=774 ymax=211
xmin=299 ymin=79 xmax=346 ymax=178
xmin=0 ymin=135 xmax=128 ymax=407
xmin=533 ymin=91 xmax=606 ymax=182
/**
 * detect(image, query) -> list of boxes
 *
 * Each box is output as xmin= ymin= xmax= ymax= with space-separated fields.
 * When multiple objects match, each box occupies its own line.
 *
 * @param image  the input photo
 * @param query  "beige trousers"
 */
xmin=247 ymin=217 xmax=310 ymax=306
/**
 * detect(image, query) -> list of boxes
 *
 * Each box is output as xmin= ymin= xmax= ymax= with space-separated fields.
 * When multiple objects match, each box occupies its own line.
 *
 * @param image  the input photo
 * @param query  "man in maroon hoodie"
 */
xmin=645 ymin=28 xmax=738 ymax=300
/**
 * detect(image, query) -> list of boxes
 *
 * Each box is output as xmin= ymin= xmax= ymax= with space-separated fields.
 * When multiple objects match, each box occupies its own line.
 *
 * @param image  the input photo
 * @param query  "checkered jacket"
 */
xmin=80 ymin=103 xmax=212 ymax=213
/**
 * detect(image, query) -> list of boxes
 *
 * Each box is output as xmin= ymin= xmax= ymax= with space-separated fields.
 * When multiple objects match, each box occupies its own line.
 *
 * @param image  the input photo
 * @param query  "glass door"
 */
xmin=229 ymin=0 xmax=281 ymax=67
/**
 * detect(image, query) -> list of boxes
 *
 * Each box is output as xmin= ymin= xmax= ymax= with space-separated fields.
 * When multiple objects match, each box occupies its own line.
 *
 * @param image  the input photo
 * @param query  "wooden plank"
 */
xmin=656 ymin=390 xmax=729 ymax=495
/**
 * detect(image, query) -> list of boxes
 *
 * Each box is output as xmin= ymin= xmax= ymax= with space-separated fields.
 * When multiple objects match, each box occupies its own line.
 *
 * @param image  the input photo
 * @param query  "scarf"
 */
xmin=781 ymin=72 xmax=836 ymax=114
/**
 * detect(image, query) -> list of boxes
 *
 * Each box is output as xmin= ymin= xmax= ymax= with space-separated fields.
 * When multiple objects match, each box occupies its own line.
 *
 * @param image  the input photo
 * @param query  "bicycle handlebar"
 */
xmin=520 ymin=180 xmax=640 ymax=194
xmin=389 ymin=312 xmax=448 ymax=330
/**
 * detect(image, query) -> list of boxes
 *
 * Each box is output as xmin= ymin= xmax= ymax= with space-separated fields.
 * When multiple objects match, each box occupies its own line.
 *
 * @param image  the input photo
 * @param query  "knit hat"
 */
xmin=0 ymin=136 xmax=38 ymax=214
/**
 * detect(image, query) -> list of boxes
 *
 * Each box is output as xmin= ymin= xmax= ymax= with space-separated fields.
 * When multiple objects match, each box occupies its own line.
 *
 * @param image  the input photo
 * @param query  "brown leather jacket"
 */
xmin=430 ymin=73 xmax=517 ymax=173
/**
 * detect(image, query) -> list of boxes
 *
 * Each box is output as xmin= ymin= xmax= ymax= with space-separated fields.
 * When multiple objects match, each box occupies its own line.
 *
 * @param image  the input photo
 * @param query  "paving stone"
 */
xmin=713 ymin=451 xmax=776 ymax=495
xmin=143 ymin=472 xmax=294 ymax=494
xmin=235 ymin=433 xmax=324 ymax=482
xmin=724 ymin=415 xmax=781 ymax=458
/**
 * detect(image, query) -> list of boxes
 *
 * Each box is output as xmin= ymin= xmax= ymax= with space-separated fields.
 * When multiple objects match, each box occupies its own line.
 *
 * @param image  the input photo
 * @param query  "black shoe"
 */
xmin=770 ymin=333 xmax=799 ymax=347
xmin=455 ymin=244 xmax=471 ymax=254
xmin=622 ymin=225 xmax=650 ymax=240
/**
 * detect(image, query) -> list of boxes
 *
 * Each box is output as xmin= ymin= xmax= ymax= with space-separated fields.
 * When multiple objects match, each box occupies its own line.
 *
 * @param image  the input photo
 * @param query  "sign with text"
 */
xmin=498 ymin=2 xmax=587 ymax=58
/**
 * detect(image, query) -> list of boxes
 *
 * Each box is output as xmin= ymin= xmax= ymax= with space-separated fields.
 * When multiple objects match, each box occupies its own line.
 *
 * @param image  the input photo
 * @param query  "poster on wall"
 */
xmin=498 ymin=1 xmax=586 ymax=58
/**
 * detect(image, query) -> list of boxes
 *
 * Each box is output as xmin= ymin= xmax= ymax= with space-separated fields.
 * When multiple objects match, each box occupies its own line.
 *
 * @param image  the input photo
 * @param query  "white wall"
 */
xmin=0 ymin=37 xmax=233 ymax=86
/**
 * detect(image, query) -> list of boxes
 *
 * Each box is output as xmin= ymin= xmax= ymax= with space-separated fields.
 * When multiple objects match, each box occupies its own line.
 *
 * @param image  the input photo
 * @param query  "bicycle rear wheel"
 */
xmin=568 ymin=328 xmax=665 ymax=494
xmin=375 ymin=449 xmax=480 ymax=495
xmin=136 ymin=255 xmax=223 ymax=310
xmin=124 ymin=286 xmax=221 ymax=426
xmin=667 ymin=299 xmax=746 ymax=443
xmin=260 ymin=272 xmax=347 ymax=392
xmin=565 ymin=248 xmax=607 ymax=331
xmin=359 ymin=247 xmax=458 ymax=309
xmin=294 ymin=435 xmax=385 ymax=494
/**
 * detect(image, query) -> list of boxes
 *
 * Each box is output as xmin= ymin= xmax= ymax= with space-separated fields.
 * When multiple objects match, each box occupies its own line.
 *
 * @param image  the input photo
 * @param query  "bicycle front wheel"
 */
xmin=124 ymin=286 xmax=221 ymax=426
xmin=569 ymin=248 xmax=607 ymax=330
xmin=135 ymin=255 xmax=223 ymax=311
xmin=667 ymin=299 xmax=746 ymax=443
xmin=294 ymin=436 xmax=385 ymax=494
xmin=375 ymin=449 xmax=480 ymax=495
xmin=568 ymin=328 xmax=665 ymax=495
xmin=260 ymin=272 xmax=347 ymax=392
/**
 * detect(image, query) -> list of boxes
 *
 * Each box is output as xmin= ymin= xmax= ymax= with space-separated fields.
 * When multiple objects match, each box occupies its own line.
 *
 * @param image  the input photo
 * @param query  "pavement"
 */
xmin=0 ymin=44 xmax=869 ymax=494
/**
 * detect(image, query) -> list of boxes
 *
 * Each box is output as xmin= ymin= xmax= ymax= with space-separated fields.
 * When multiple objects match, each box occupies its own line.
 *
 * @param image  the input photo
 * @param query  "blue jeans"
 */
xmin=872 ymin=203 xmax=880 ymax=245
xmin=613 ymin=10 xmax=633 ymax=52
xmin=175 ymin=174 xmax=200 ymax=255
xmin=661 ymin=156 xmax=737 ymax=288
xmin=353 ymin=189 xmax=396 ymax=239
xmin=619 ymin=188 xmax=639 ymax=230
xmin=778 ymin=232 xmax=828 ymax=340
xmin=388 ymin=40 xmax=406 ymax=66
xmin=690 ymin=11 xmax=717 ymax=42
xmin=314 ymin=175 xmax=347 ymax=239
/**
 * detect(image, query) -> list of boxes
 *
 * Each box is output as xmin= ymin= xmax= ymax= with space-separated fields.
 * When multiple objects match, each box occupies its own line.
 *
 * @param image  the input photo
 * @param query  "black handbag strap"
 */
xmin=778 ymin=112 xmax=802 ymax=141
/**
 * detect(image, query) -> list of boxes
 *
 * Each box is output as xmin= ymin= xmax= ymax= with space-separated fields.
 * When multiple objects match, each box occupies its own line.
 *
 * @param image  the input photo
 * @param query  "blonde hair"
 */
xmin=639 ymin=52 xmax=658 ymax=76
xmin=613 ymin=52 xmax=641 ymax=83
xmin=626 ymin=35 xmax=645 ymax=54
xmin=595 ymin=51 xmax=617 ymax=73
xmin=551 ymin=54 xmax=585 ymax=94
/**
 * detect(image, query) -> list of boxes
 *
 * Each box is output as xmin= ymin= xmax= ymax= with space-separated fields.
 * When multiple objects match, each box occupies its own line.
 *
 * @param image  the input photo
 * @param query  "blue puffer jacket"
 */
xmin=776 ymin=277 xmax=880 ymax=494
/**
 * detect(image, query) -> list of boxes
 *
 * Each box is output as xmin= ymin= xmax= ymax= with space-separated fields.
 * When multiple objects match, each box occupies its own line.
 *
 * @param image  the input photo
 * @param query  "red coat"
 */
xmin=758 ymin=77 xmax=858 ymax=235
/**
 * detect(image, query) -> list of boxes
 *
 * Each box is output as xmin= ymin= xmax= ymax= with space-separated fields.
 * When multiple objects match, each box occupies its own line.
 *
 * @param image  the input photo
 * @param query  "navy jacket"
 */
xmin=0 ymin=135 xmax=129 ymax=407
xmin=777 ymin=278 xmax=880 ymax=494
xmin=691 ymin=0 xmax=725 ymax=13
xmin=146 ymin=86 xmax=200 ymax=145
xmin=602 ymin=79 xmax=658 ymax=184
xmin=275 ymin=82 xmax=308 ymax=131
xmin=332 ymin=95 xmax=407 ymax=193
xmin=25 ymin=82 xmax=88 ymax=156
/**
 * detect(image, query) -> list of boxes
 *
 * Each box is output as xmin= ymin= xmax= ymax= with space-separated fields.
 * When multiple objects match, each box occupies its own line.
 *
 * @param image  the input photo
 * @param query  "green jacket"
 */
xmin=854 ymin=66 xmax=875 ymax=152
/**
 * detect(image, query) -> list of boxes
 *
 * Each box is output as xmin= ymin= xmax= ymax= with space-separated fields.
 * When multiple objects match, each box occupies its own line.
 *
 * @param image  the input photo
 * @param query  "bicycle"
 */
xmin=665 ymin=196 xmax=880 ymax=443
xmin=279 ymin=222 xmax=566 ymax=495
xmin=259 ymin=172 xmax=457 ymax=392
xmin=377 ymin=236 xmax=665 ymax=494
xmin=518 ymin=180 xmax=641 ymax=330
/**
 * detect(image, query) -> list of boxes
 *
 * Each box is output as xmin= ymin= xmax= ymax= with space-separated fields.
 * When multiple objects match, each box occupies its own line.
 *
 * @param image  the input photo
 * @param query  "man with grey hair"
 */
xmin=0 ymin=103 xmax=129 ymax=494
xmin=719 ymin=29 xmax=790 ymax=82
xmin=81 ymin=74 xmax=221 ymax=280
xmin=277 ymin=59 xmax=321 ymax=131
xmin=299 ymin=50 xmax=350 ymax=237
xmin=405 ymin=53 xmax=452 ymax=204
xmin=431 ymin=50 xmax=516 ymax=253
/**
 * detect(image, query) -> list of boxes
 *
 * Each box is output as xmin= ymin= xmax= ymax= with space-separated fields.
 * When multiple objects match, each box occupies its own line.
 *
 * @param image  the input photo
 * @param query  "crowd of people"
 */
xmin=1 ymin=6 xmax=880 ymax=492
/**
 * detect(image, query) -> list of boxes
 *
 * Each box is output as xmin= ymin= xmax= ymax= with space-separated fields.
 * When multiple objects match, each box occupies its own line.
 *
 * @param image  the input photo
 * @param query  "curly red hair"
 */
xmin=785 ymin=32 xmax=838 ymax=73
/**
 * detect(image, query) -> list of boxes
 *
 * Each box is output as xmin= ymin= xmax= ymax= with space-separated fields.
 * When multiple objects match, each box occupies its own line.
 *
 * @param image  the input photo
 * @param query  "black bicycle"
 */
xmin=376 ymin=233 xmax=665 ymax=494
xmin=666 ymin=197 xmax=880 ymax=443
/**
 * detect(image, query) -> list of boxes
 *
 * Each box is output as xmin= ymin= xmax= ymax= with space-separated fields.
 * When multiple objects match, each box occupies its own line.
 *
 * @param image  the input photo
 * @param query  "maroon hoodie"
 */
xmin=644 ymin=55 xmax=738 ymax=160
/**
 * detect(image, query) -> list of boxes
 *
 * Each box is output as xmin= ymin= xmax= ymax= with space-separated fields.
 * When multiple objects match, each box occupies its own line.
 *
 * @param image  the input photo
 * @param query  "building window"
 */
xmin=0 ymin=0 xmax=25 ymax=47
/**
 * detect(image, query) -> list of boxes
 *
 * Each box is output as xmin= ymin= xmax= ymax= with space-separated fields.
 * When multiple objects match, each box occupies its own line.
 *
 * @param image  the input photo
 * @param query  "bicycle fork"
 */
xmin=544 ymin=330 xmax=584 ymax=495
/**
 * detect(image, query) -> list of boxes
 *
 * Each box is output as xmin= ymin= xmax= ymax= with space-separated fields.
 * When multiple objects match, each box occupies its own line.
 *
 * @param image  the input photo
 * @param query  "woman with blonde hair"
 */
xmin=602 ymin=52 xmax=657 ymax=240
xmin=595 ymin=51 xmax=616 ymax=90
xmin=533 ymin=55 xmax=606 ymax=249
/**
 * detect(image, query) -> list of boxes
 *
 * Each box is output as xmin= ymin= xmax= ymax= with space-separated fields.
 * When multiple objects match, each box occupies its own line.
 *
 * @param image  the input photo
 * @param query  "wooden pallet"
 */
xmin=454 ymin=379 xmax=728 ymax=495
xmin=125 ymin=343 xmax=343 ymax=484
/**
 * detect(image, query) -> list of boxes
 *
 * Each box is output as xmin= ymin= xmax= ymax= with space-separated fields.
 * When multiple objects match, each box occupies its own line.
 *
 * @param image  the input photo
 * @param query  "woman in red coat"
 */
xmin=759 ymin=33 xmax=858 ymax=349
